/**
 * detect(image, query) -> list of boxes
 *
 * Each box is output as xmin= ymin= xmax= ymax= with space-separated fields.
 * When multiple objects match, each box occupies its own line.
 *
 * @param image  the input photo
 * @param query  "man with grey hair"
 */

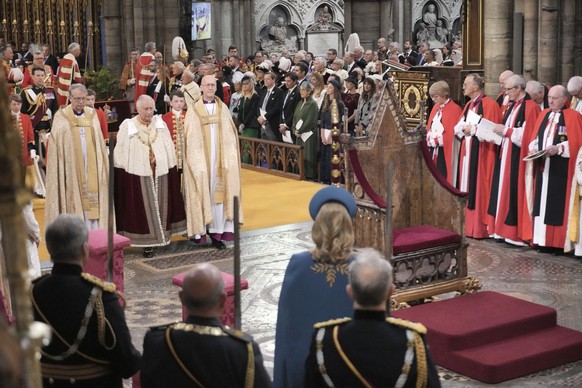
xmin=55 ymin=42 xmax=82 ymax=106
xmin=567 ymin=76 xmax=582 ymax=114
xmin=114 ymin=94 xmax=187 ymax=257
xmin=526 ymin=80 xmax=548 ymax=110
xmin=169 ymin=61 xmax=186 ymax=92
xmin=31 ymin=214 xmax=141 ymax=387
xmin=488 ymin=74 xmax=541 ymax=245
xmin=526 ymin=85 xmax=582 ymax=251
xmin=135 ymin=41 xmax=157 ymax=109
xmin=305 ymin=248 xmax=441 ymax=387
xmin=45 ymin=83 xmax=109 ymax=230
xmin=141 ymin=263 xmax=271 ymax=386
xmin=353 ymin=45 xmax=367 ymax=69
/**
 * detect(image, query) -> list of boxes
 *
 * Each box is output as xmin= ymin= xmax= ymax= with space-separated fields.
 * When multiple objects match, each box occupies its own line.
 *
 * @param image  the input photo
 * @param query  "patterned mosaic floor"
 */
xmin=118 ymin=222 xmax=582 ymax=387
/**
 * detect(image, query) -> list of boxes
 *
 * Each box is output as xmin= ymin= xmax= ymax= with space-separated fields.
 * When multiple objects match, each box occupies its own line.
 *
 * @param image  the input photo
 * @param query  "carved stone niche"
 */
xmin=257 ymin=5 xmax=299 ymax=57
xmin=305 ymin=3 xmax=344 ymax=57
xmin=412 ymin=0 xmax=462 ymax=49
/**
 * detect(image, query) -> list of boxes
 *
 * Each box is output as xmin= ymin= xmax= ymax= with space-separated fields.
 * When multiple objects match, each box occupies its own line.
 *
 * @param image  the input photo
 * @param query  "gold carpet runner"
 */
xmin=35 ymin=169 xmax=323 ymax=260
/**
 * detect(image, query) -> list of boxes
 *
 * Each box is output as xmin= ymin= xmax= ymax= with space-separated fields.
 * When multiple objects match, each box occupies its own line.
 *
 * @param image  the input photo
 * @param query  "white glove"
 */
xmin=46 ymin=109 xmax=52 ymax=120
xmin=239 ymin=124 xmax=244 ymax=133
xmin=164 ymin=95 xmax=170 ymax=103
xmin=129 ymin=78 xmax=136 ymax=85
xmin=30 ymin=149 xmax=37 ymax=159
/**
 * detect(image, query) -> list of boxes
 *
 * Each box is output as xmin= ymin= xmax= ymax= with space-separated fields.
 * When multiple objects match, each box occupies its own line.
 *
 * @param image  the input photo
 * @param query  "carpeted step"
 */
xmin=393 ymin=291 xmax=557 ymax=351
xmin=449 ymin=326 xmax=582 ymax=383
xmin=392 ymin=291 xmax=582 ymax=383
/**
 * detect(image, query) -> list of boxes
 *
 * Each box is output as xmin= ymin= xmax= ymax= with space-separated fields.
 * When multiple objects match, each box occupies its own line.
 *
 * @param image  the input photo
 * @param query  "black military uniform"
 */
xmin=304 ymin=310 xmax=442 ymax=388
xmin=31 ymin=263 xmax=141 ymax=388
xmin=141 ymin=316 xmax=272 ymax=387
xmin=169 ymin=72 xmax=184 ymax=92
xmin=146 ymin=72 xmax=170 ymax=114
xmin=20 ymin=84 xmax=59 ymax=156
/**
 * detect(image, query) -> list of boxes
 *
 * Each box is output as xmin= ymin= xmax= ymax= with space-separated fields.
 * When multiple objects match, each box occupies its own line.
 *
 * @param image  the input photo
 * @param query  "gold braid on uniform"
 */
xmin=245 ymin=341 xmax=255 ymax=388
xmin=165 ymin=327 xmax=206 ymax=387
xmin=30 ymin=286 xmax=109 ymax=364
xmin=413 ymin=331 xmax=428 ymax=388
xmin=387 ymin=317 xmax=428 ymax=388
xmin=332 ymin=325 xmax=373 ymax=388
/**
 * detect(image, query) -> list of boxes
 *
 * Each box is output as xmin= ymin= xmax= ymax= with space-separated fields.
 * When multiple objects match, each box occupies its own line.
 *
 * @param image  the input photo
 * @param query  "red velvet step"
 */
xmin=451 ymin=326 xmax=582 ymax=384
xmin=392 ymin=225 xmax=461 ymax=255
xmin=392 ymin=291 xmax=582 ymax=383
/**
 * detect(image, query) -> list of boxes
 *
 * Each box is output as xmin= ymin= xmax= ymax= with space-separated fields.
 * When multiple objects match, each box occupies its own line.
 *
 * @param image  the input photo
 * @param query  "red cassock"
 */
xmin=18 ymin=113 xmax=35 ymax=166
xmin=527 ymin=108 xmax=582 ymax=248
xmin=426 ymin=99 xmax=463 ymax=185
xmin=134 ymin=53 xmax=155 ymax=110
xmin=490 ymin=99 xmax=540 ymax=242
xmin=457 ymin=96 xmax=502 ymax=238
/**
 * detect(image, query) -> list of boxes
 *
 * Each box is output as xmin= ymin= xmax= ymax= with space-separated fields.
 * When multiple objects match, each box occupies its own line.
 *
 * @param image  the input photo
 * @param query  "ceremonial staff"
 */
xmin=233 ymin=196 xmax=242 ymax=330
xmin=107 ymin=136 xmax=116 ymax=283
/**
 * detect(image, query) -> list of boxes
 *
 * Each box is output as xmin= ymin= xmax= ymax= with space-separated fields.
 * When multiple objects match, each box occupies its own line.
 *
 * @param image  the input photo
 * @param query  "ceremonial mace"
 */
xmin=233 ymin=196 xmax=241 ymax=330
xmin=330 ymin=98 xmax=341 ymax=186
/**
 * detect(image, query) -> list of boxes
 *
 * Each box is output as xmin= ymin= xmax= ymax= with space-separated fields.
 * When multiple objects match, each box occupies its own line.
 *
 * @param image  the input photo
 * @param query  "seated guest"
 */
xmin=141 ymin=263 xmax=272 ymax=387
xmin=274 ymin=186 xmax=357 ymax=388
xmin=304 ymin=248 xmax=441 ymax=387
xmin=31 ymin=214 xmax=141 ymax=387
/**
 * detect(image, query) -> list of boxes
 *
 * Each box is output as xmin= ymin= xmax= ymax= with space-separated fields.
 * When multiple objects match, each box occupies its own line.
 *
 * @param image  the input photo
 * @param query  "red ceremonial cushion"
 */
xmin=88 ymin=229 xmax=131 ymax=255
xmin=392 ymin=225 xmax=461 ymax=255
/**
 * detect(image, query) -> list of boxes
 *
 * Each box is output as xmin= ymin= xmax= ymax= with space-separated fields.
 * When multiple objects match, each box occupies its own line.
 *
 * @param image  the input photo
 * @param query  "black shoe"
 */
xmin=211 ymin=239 xmax=226 ymax=250
xmin=143 ymin=247 xmax=156 ymax=258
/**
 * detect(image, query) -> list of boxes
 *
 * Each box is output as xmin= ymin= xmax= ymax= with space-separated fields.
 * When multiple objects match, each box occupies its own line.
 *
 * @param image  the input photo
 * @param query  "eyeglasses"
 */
xmin=504 ymin=86 xmax=518 ymax=92
xmin=70 ymin=96 xmax=85 ymax=101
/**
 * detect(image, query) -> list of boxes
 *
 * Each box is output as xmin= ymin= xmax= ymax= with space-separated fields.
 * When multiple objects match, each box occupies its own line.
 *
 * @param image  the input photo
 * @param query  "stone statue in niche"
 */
xmin=423 ymin=4 xmax=438 ymax=41
xmin=269 ymin=17 xmax=288 ymax=45
xmin=317 ymin=5 xmax=332 ymax=29
xmin=436 ymin=20 xmax=449 ymax=45
xmin=261 ymin=14 xmax=297 ymax=56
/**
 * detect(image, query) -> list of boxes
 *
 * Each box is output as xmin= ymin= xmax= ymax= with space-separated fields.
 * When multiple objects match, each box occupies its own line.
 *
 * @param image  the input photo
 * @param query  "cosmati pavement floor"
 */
xmin=112 ymin=221 xmax=582 ymax=387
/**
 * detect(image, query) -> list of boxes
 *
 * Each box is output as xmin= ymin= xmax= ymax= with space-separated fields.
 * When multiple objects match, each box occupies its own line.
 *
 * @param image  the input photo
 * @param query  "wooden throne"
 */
xmin=343 ymin=73 xmax=481 ymax=309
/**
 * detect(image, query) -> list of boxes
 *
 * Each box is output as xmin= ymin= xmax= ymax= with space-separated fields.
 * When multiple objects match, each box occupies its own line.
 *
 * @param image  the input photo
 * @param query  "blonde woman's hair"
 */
xmin=311 ymin=202 xmax=354 ymax=261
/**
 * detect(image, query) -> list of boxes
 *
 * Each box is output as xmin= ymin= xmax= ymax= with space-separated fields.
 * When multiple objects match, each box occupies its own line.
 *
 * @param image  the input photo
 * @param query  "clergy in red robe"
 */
xmin=426 ymin=81 xmax=462 ymax=185
xmin=453 ymin=73 xmax=502 ymax=238
xmin=114 ymin=94 xmax=187 ymax=258
xmin=487 ymin=75 xmax=540 ymax=245
xmin=134 ymin=42 xmax=157 ymax=111
xmin=161 ymin=90 xmax=187 ymax=172
xmin=56 ymin=43 xmax=83 ymax=106
xmin=526 ymin=85 xmax=582 ymax=251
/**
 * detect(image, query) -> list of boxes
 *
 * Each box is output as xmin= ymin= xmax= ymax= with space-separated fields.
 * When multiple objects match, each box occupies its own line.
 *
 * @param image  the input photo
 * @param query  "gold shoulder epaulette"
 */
xmin=222 ymin=325 xmax=252 ymax=342
xmin=81 ymin=272 xmax=117 ymax=293
xmin=386 ymin=317 xmax=427 ymax=334
xmin=313 ymin=317 xmax=352 ymax=329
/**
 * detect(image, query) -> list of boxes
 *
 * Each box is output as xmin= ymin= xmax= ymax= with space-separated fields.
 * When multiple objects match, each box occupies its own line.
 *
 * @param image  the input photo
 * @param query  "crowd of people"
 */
xmin=426 ymin=70 xmax=582 ymax=257
xmin=3 ymin=33 xmax=582 ymax=387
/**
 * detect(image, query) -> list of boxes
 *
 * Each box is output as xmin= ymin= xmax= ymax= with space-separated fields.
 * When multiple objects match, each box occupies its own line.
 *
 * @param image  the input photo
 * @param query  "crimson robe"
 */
xmin=457 ymin=95 xmax=502 ymax=238
xmin=426 ymin=99 xmax=463 ymax=185
xmin=488 ymin=98 xmax=540 ymax=242
xmin=56 ymin=54 xmax=82 ymax=106
xmin=17 ymin=113 xmax=35 ymax=166
xmin=527 ymin=108 xmax=582 ymax=249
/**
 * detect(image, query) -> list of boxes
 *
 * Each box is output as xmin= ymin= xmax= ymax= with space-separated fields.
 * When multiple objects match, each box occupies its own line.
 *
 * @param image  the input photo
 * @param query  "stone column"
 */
xmin=101 ymin=1 xmax=123 ymax=73
xmin=522 ymin=0 xmax=538 ymax=81
xmin=538 ymin=0 xmax=559 ymax=84
xmin=560 ymin=0 xmax=576 ymax=83
xmin=483 ymin=0 xmax=513 ymax=97
xmin=576 ymin=3 xmax=582 ymax=76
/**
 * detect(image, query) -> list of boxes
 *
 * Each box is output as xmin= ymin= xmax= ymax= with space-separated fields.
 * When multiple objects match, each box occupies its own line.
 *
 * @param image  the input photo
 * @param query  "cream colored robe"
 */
xmin=45 ymin=107 xmax=109 ymax=230
xmin=183 ymin=97 xmax=243 ymax=237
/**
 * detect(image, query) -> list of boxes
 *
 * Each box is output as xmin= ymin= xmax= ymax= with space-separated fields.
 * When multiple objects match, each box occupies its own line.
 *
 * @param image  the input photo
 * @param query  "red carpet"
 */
xmin=392 ymin=291 xmax=582 ymax=383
